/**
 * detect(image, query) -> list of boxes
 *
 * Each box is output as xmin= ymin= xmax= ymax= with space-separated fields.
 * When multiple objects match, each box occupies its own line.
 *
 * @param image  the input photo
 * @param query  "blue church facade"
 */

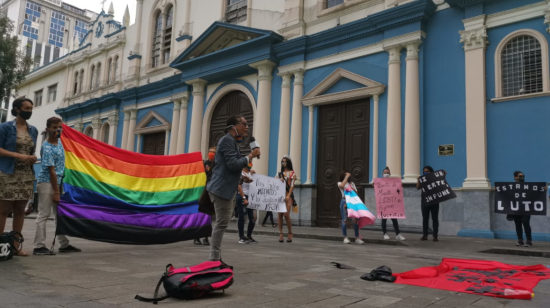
xmin=54 ymin=0 xmax=550 ymax=241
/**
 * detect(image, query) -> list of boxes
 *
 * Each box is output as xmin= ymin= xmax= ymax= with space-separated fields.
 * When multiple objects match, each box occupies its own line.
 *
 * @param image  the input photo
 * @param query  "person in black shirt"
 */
xmin=194 ymin=147 xmax=217 ymax=245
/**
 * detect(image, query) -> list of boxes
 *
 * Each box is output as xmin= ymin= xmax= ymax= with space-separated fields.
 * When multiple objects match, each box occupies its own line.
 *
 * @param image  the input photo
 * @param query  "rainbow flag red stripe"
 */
xmin=57 ymin=124 xmax=211 ymax=245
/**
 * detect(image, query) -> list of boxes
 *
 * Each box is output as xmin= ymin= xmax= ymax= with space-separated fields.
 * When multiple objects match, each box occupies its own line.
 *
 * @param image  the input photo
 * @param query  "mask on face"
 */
xmin=233 ymin=127 xmax=244 ymax=143
xmin=518 ymin=176 xmax=525 ymax=182
xmin=208 ymin=152 xmax=215 ymax=160
xmin=51 ymin=129 xmax=62 ymax=138
xmin=423 ymin=172 xmax=429 ymax=175
xmin=383 ymin=174 xmax=390 ymax=178
xmin=19 ymin=111 xmax=32 ymax=120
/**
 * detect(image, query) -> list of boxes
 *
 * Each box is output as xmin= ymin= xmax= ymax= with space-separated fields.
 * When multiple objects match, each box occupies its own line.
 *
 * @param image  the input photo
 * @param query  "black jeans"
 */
xmin=262 ymin=211 xmax=274 ymax=225
xmin=236 ymin=195 xmax=255 ymax=239
xmin=381 ymin=219 xmax=401 ymax=235
xmin=513 ymin=215 xmax=532 ymax=241
xmin=421 ymin=204 xmax=439 ymax=237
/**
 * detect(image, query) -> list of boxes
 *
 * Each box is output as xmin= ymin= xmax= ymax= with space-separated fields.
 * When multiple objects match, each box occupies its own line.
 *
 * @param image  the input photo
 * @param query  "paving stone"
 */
xmin=388 ymin=296 xmax=440 ymax=308
xmin=348 ymin=295 xmax=402 ymax=307
xmin=91 ymin=267 xmax=128 ymax=273
xmin=265 ymin=281 xmax=308 ymax=291
xmin=300 ymin=295 xmax=365 ymax=307
xmin=434 ymin=294 xmax=480 ymax=307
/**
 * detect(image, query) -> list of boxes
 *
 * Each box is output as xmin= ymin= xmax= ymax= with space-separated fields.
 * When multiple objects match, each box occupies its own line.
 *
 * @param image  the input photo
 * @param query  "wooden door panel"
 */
xmin=142 ymin=132 xmax=165 ymax=155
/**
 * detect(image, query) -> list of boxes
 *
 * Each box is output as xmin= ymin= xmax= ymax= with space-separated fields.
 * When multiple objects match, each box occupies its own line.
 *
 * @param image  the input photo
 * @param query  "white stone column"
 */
xmin=74 ymin=118 xmax=83 ymax=133
xmin=277 ymin=73 xmax=292 ymax=163
xmin=121 ymin=110 xmax=130 ymax=150
xmin=126 ymin=109 xmax=138 ymax=152
xmin=91 ymin=117 xmax=101 ymax=140
xmin=186 ymin=79 xmax=207 ymax=153
xmin=176 ymin=96 xmax=189 ymax=154
xmin=371 ymin=94 xmax=379 ymax=182
xmin=403 ymin=41 xmax=422 ymax=183
xmin=385 ymin=46 xmax=402 ymax=177
xmin=250 ymin=60 xmax=276 ymax=176
xmin=289 ymin=70 xmax=304 ymax=183
xmin=108 ymin=111 xmax=118 ymax=146
xmin=305 ymin=105 xmax=314 ymax=184
xmin=460 ymin=25 xmax=491 ymax=188
xmin=134 ymin=0 xmax=144 ymax=53
xmin=169 ymin=100 xmax=181 ymax=155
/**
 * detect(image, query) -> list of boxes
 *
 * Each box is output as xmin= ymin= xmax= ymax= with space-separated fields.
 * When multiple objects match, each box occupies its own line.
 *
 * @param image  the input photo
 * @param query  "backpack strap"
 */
xmin=134 ymin=276 xmax=169 ymax=304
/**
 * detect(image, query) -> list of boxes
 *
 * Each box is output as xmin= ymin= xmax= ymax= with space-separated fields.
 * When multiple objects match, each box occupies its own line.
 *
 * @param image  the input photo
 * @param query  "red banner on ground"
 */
xmin=393 ymin=258 xmax=550 ymax=300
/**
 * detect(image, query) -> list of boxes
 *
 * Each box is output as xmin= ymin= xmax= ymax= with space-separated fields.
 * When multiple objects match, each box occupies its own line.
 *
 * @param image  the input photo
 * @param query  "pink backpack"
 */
xmin=135 ymin=260 xmax=234 ymax=304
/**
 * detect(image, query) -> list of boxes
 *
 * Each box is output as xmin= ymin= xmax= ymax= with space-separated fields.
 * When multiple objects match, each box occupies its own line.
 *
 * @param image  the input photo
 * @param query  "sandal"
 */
xmin=279 ymin=233 xmax=284 ymax=243
xmin=272 ymin=224 xmax=276 ymax=228
xmin=287 ymin=232 xmax=293 ymax=243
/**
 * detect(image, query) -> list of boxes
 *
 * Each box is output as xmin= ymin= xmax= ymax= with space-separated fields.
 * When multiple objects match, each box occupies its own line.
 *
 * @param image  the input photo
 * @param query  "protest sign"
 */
xmin=247 ymin=174 xmax=287 ymax=213
xmin=418 ymin=170 xmax=456 ymax=206
xmin=494 ymin=182 xmax=547 ymax=215
xmin=373 ymin=178 xmax=406 ymax=219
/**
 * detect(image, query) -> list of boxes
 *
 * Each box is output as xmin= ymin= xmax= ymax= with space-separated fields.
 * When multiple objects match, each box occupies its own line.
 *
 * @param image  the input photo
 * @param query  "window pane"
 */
xmin=327 ymin=0 xmax=344 ymax=8
xmin=501 ymin=35 xmax=543 ymax=97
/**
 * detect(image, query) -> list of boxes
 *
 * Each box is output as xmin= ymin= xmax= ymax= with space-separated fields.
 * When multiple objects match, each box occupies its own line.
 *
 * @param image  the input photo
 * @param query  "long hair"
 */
xmin=280 ymin=156 xmax=294 ymax=173
xmin=339 ymin=171 xmax=347 ymax=182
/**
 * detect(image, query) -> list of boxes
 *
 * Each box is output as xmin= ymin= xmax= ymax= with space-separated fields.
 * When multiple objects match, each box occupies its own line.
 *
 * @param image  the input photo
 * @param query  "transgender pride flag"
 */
xmin=56 ymin=124 xmax=212 ymax=245
xmin=345 ymin=185 xmax=376 ymax=228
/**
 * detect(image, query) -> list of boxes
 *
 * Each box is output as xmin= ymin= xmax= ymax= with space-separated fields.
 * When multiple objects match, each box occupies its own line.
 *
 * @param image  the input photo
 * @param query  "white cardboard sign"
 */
xmin=247 ymin=174 xmax=287 ymax=213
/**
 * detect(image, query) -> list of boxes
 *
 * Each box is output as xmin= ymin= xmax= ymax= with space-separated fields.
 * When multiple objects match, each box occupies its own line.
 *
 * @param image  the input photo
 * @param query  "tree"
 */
xmin=0 ymin=14 xmax=33 ymax=109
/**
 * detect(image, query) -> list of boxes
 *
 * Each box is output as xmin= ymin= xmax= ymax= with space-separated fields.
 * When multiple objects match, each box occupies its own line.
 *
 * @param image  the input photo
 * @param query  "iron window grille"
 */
xmin=501 ymin=35 xmax=543 ymax=97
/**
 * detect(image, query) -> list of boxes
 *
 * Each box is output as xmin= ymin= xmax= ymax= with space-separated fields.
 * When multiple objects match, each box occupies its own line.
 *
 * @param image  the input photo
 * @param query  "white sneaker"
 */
xmin=355 ymin=238 xmax=364 ymax=245
xmin=238 ymin=238 xmax=249 ymax=244
xmin=343 ymin=238 xmax=350 ymax=244
xmin=396 ymin=234 xmax=406 ymax=241
xmin=383 ymin=233 xmax=390 ymax=240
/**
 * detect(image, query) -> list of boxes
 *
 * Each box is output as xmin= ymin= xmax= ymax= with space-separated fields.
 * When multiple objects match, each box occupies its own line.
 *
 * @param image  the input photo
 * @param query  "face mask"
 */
xmin=19 ymin=111 xmax=32 ymax=120
xmin=423 ymin=172 xmax=429 ymax=175
xmin=208 ymin=152 xmax=215 ymax=160
xmin=51 ymin=129 xmax=62 ymax=138
xmin=518 ymin=176 xmax=525 ymax=182
xmin=383 ymin=174 xmax=390 ymax=178
xmin=233 ymin=127 xmax=244 ymax=143
xmin=281 ymin=162 xmax=287 ymax=168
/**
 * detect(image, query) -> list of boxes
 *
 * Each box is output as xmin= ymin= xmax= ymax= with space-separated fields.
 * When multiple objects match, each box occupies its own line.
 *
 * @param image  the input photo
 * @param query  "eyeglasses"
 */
xmin=239 ymin=122 xmax=249 ymax=127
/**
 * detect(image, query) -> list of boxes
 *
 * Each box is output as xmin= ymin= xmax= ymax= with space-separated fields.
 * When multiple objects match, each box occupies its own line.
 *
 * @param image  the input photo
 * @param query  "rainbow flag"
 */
xmin=345 ymin=185 xmax=376 ymax=229
xmin=56 ymin=124 xmax=211 ymax=245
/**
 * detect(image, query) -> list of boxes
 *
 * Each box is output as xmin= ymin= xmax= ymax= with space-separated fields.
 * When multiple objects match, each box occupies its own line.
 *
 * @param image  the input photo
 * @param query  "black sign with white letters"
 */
xmin=419 ymin=170 xmax=457 ymax=206
xmin=494 ymin=182 xmax=547 ymax=215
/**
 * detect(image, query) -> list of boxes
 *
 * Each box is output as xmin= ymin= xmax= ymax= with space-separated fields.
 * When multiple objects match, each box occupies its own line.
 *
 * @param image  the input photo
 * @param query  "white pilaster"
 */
xmin=121 ymin=110 xmax=130 ymax=150
xmin=385 ymin=46 xmax=402 ymax=177
xmin=187 ymin=79 xmax=207 ymax=153
xmin=91 ymin=116 xmax=101 ymax=140
xmin=250 ymin=60 xmax=276 ymax=176
xmin=460 ymin=16 xmax=491 ymax=189
xmin=176 ymin=96 xmax=189 ymax=154
xmin=126 ymin=109 xmax=138 ymax=152
xmin=305 ymin=106 xmax=314 ymax=185
xmin=403 ymin=41 xmax=422 ymax=183
xmin=108 ymin=111 xmax=119 ymax=146
xmin=289 ymin=70 xmax=304 ymax=183
xmin=73 ymin=118 xmax=83 ymax=133
xmin=371 ymin=94 xmax=379 ymax=182
xmin=169 ymin=100 xmax=181 ymax=155
xmin=277 ymin=73 xmax=292 ymax=164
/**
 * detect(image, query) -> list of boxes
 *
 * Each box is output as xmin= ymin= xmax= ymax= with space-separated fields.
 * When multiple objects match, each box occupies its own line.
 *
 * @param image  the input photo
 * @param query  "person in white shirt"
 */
xmin=380 ymin=167 xmax=405 ymax=241
xmin=236 ymin=166 xmax=257 ymax=244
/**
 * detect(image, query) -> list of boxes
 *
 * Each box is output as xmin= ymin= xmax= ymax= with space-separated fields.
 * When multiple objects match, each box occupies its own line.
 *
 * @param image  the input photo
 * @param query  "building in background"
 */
xmin=10 ymin=0 xmax=550 ymax=241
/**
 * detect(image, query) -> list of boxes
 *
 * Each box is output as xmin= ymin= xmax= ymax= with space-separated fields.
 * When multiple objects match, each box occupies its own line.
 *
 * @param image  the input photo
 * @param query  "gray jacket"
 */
xmin=206 ymin=133 xmax=249 ymax=200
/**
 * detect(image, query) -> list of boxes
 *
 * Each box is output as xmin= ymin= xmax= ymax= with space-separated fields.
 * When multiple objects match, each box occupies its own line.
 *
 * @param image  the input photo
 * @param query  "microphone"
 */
xmin=250 ymin=137 xmax=260 ymax=159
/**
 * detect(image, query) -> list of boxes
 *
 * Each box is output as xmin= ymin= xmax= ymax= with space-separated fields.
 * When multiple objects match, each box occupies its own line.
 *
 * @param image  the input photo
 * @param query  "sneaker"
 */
xmin=202 ymin=238 xmax=210 ymax=246
xmin=383 ymin=233 xmax=390 ymax=240
xmin=343 ymin=238 xmax=350 ymax=244
xmin=396 ymin=234 xmax=406 ymax=241
xmin=524 ymin=241 xmax=532 ymax=247
xmin=516 ymin=240 xmax=524 ymax=246
xmin=247 ymin=237 xmax=258 ymax=244
xmin=238 ymin=238 xmax=249 ymax=244
xmin=58 ymin=245 xmax=81 ymax=253
xmin=33 ymin=247 xmax=55 ymax=255
xmin=355 ymin=238 xmax=364 ymax=245
xmin=193 ymin=239 xmax=202 ymax=245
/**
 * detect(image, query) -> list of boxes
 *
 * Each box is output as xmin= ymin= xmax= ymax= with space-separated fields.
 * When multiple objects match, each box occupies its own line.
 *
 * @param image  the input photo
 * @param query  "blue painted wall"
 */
xmin=322 ymin=78 xmax=365 ymax=95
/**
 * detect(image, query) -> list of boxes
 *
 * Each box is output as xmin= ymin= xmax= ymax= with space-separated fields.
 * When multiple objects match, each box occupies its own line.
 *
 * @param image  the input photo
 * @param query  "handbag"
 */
xmin=0 ymin=231 xmax=24 ymax=261
xmin=198 ymin=188 xmax=215 ymax=216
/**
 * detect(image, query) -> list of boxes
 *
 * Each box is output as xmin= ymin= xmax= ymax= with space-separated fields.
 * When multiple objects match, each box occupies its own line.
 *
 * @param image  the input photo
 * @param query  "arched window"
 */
xmin=84 ymin=126 xmax=93 ymax=138
xmin=163 ymin=6 xmax=173 ymax=65
xmin=79 ymin=69 xmax=84 ymax=93
xmin=107 ymin=58 xmax=113 ymax=84
xmin=495 ymin=30 xmax=550 ymax=99
xmin=73 ymin=71 xmax=79 ymax=95
xmin=113 ymin=55 xmax=119 ymax=81
xmin=102 ymin=122 xmax=110 ymax=144
xmin=152 ymin=12 xmax=162 ymax=68
xmin=96 ymin=62 xmax=102 ymax=88
xmin=90 ymin=65 xmax=95 ymax=90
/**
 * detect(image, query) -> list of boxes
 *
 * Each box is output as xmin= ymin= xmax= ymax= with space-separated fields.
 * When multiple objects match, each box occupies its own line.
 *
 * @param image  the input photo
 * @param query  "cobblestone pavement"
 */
xmin=1 ymin=218 xmax=549 ymax=308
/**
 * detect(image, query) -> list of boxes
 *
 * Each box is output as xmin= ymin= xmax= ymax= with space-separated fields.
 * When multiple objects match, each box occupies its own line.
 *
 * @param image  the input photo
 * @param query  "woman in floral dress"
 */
xmin=0 ymin=98 xmax=38 ymax=256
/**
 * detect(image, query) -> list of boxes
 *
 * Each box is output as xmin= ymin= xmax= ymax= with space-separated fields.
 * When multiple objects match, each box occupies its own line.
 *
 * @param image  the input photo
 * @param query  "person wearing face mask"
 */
xmin=194 ymin=147 xmax=217 ymax=246
xmin=512 ymin=171 xmax=532 ymax=247
xmin=33 ymin=117 xmax=81 ymax=255
xmin=337 ymin=171 xmax=364 ymax=245
xmin=206 ymin=115 xmax=260 ymax=261
xmin=276 ymin=156 xmax=297 ymax=243
xmin=416 ymin=165 xmax=441 ymax=242
xmin=0 ymin=98 xmax=38 ymax=256
xmin=381 ymin=167 xmax=406 ymax=241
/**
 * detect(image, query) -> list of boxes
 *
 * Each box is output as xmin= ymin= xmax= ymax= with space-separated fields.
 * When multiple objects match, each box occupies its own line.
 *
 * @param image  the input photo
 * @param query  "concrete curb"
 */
xmin=480 ymin=248 xmax=550 ymax=258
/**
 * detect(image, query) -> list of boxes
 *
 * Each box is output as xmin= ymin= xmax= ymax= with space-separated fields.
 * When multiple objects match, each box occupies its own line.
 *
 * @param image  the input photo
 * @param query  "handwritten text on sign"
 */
xmin=419 ymin=170 xmax=457 ymax=206
xmin=373 ymin=178 xmax=406 ymax=219
xmin=248 ymin=174 xmax=287 ymax=213
xmin=494 ymin=182 xmax=547 ymax=215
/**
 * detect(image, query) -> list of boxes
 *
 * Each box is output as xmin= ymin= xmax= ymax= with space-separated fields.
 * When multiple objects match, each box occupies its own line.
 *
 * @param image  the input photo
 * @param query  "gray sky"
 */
xmin=62 ymin=0 xmax=136 ymax=23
